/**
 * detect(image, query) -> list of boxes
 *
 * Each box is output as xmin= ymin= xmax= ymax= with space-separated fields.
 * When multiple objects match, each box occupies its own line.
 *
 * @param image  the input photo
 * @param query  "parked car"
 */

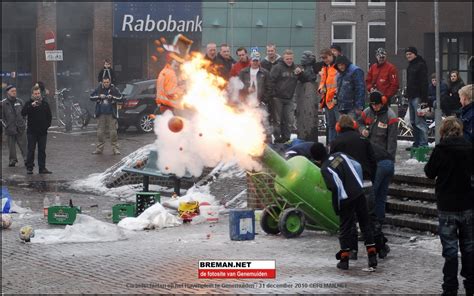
xmin=116 ymin=79 xmax=157 ymax=133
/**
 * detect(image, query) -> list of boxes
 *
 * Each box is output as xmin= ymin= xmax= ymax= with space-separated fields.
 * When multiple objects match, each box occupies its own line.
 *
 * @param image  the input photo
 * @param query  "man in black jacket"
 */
xmin=215 ymin=43 xmax=235 ymax=81
xmin=270 ymin=49 xmax=298 ymax=143
xmin=21 ymin=85 xmax=52 ymax=174
xmin=98 ymin=59 xmax=116 ymax=85
xmin=312 ymin=142 xmax=377 ymax=271
xmin=90 ymin=77 xmax=123 ymax=155
xmin=424 ymin=117 xmax=473 ymax=296
xmin=405 ymin=47 xmax=429 ymax=148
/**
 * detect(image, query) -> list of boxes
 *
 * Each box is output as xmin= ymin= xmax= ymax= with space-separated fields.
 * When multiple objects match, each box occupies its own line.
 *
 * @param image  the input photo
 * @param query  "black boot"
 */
xmin=366 ymin=244 xmax=378 ymax=268
xmin=336 ymin=249 xmax=350 ymax=270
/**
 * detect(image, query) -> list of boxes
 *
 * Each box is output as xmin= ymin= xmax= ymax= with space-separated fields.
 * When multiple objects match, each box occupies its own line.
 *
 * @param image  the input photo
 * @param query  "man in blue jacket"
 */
xmin=334 ymin=55 xmax=366 ymax=121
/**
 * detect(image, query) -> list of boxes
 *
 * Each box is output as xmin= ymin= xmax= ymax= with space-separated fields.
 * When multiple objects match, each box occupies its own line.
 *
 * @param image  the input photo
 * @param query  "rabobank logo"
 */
xmin=121 ymin=14 xmax=202 ymax=33
xmin=113 ymin=2 xmax=202 ymax=38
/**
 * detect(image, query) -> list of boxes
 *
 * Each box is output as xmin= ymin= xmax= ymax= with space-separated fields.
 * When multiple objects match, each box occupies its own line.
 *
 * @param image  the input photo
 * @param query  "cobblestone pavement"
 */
xmin=2 ymin=187 xmax=447 ymax=295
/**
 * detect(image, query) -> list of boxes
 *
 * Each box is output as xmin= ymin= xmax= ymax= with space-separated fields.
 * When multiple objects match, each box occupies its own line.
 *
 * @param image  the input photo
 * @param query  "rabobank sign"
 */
xmin=113 ymin=2 xmax=202 ymax=38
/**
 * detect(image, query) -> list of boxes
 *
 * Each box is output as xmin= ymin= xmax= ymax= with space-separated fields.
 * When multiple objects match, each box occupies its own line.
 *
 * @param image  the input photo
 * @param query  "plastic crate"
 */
xmin=48 ymin=206 xmax=80 ymax=225
xmin=112 ymin=203 xmax=136 ymax=223
xmin=410 ymin=146 xmax=433 ymax=162
xmin=136 ymin=192 xmax=160 ymax=216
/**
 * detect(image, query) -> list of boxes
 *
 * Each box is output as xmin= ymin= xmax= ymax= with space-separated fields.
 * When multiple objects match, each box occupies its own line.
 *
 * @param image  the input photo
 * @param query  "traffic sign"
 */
xmin=45 ymin=31 xmax=56 ymax=50
xmin=45 ymin=50 xmax=63 ymax=61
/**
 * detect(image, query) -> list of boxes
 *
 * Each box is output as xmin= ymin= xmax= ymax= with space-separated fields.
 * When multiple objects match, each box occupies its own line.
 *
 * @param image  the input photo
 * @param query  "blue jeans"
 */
xmin=408 ymin=97 xmax=428 ymax=147
xmin=438 ymin=209 xmax=474 ymax=294
xmin=373 ymin=159 xmax=394 ymax=221
xmin=325 ymin=107 xmax=338 ymax=144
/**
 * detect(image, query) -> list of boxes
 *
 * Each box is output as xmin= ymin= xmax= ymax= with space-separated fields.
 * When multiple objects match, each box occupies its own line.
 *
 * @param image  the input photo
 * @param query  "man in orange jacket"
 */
xmin=365 ymin=48 xmax=399 ymax=102
xmin=318 ymin=48 xmax=339 ymax=143
xmin=155 ymin=57 xmax=184 ymax=113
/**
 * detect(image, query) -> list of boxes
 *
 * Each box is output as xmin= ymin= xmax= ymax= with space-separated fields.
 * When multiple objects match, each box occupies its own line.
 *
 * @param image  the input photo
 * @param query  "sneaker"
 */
xmin=113 ymin=149 xmax=121 ymax=155
xmin=9 ymin=161 xmax=17 ymax=167
xmin=378 ymin=244 xmax=390 ymax=259
xmin=27 ymin=168 xmax=33 ymax=175
xmin=39 ymin=168 xmax=52 ymax=174
xmin=337 ymin=260 xmax=349 ymax=270
xmin=92 ymin=150 xmax=103 ymax=155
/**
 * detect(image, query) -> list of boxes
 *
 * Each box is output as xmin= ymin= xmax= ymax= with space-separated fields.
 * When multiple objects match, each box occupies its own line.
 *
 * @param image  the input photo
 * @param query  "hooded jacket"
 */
xmin=1 ymin=96 xmax=26 ymax=136
xmin=460 ymin=102 xmax=473 ymax=142
xmin=424 ymin=136 xmax=473 ymax=211
xmin=334 ymin=56 xmax=366 ymax=111
xmin=318 ymin=57 xmax=338 ymax=110
xmin=261 ymin=54 xmax=281 ymax=73
xmin=406 ymin=55 xmax=428 ymax=102
xmin=359 ymin=104 xmax=398 ymax=159
xmin=330 ymin=128 xmax=377 ymax=181
xmin=269 ymin=59 xmax=298 ymax=100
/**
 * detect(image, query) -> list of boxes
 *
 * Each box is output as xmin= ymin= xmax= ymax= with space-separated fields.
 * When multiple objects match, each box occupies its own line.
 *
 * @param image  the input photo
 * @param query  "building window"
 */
xmin=332 ymin=22 xmax=356 ymax=63
xmin=368 ymin=22 xmax=386 ymax=66
xmin=331 ymin=0 xmax=356 ymax=7
xmin=442 ymin=35 xmax=472 ymax=83
xmin=368 ymin=0 xmax=385 ymax=6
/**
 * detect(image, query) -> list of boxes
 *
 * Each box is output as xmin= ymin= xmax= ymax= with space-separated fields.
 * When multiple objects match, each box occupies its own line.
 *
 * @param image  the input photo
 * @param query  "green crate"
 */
xmin=136 ymin=192 xmax=160 ymax=216
xmin=112 ymin=203 xmax=136 ymax=223
xmin=410 ymin=146 xmax=433 ymax=162
xmin=48 ymin=206 xmax=80 ymax=225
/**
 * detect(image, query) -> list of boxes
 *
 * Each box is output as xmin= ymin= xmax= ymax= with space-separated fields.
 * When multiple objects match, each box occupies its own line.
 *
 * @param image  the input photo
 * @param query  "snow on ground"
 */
xmin=31 ymin=214 xmax=127 ymax=244
xmin=118 ymin=202 xmax=181 ymax=231
xmin=8 ymin=200 xmax=33 ymax=214
xmin=403 ymin=236 xmax=442 ymax=256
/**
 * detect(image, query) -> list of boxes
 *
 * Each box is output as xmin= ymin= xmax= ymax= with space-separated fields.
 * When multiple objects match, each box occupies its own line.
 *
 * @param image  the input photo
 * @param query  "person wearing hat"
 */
xmin=405 ymin=46 xmax=429 ymax=148
xmin=238 ymin=51 xmax=271 ymax=105
xmin=359 ymin=91 xmax=398 ymax=258
xmin=365 ymin=48 xmax=399 ymax=102
xmin=1 ymin=85 xmax=27 ymax=167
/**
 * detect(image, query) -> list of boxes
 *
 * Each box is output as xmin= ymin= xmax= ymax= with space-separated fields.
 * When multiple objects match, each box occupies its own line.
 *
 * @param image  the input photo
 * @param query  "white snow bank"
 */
xmin=162 ymin=184 xmax=217 ymax=210
xmin=31 ymin=214 xmax=127 ymax=244
xmin=118 ymin=202 xmax=181 ymax=231
xmin=9 ymin=200 xmax=33 ymax=214
xmin=405 ymin=158 xmax=424 ymax=165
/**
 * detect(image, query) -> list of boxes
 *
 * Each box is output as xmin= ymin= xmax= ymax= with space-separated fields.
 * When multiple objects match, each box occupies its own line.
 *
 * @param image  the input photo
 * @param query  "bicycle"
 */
xmin=55 ymin=88 xmax=91 ymax=130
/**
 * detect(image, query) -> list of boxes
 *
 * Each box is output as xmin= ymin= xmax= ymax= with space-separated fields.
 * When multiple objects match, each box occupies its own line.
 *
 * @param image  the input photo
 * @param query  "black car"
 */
xmin=116 ymin=79 xmax=157 ymax=133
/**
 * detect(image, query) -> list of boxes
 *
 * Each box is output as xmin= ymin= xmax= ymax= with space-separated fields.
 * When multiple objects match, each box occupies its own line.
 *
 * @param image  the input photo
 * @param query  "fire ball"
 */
xmin=168 ymin=116 xmax=184 ymax=133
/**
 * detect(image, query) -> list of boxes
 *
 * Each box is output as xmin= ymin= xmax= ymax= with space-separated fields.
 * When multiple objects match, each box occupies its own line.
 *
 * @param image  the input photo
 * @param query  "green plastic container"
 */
xmin=410 ymin=146 xmax=433 ymax=162
xmin=112 ymin=203 xmax=137 ymax=223
xmin=48 ymin=206 xmax=80 ymax=225
xmin=136 ymin=192 xmax=160 ymax=216
xmin=261 ymin=146 xmax=339 ymax=233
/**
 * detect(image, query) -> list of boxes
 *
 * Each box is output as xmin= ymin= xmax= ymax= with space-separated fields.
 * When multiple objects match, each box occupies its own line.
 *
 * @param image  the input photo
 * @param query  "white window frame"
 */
xmin=367 ymin=22 xmax=386 ymax=67
xmin=331 ymin=0 xmax=356 ymax=7
xmin=368 ymin=0 xmax=386 ymax=7
xmin=331 ymin=22 xmax=356 ymax=63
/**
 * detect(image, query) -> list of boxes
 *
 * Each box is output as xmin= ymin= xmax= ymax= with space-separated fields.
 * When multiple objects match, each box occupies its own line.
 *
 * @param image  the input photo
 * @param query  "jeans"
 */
xmin=373 ymin=159 xmax=395 ymax=221
xmin=408 ymin=97 xmax=428 ymax=147
xmin=272 ymin=97 xmax=294 ymax=141
xmin=438 ymin=209 xmax=474 ymax=294
xmin=325 ymin=107 xmax=339 ymax=144
xmin=26 ymin=133 xmax=47 ymax=170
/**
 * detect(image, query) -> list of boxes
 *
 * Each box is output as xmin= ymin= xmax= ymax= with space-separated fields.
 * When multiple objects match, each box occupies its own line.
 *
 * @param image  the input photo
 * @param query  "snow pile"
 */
xmin=69 ymin=144 xmax=176 ymax=198
xmin=405 ymin=158 xmax=424 ymax=165
xmin=118 ymin=202 xmax=181 ymax=231
xmin=9 ymin=200 xmax=33 ymax=214
xmin=31 ymin=214 xmax=127 ymax=244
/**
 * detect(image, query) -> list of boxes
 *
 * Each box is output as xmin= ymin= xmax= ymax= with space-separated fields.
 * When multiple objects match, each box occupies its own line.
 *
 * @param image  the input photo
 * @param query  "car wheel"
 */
xmin=137 ymin=113 xmax=154 ymax=133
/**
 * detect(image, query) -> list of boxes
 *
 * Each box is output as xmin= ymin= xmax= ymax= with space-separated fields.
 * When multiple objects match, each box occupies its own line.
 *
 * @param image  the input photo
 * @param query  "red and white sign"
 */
xmin=45 ymin=31 xmax=56 ymax=50
xmin=198 ymin=260 xmax=276 ymax=279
